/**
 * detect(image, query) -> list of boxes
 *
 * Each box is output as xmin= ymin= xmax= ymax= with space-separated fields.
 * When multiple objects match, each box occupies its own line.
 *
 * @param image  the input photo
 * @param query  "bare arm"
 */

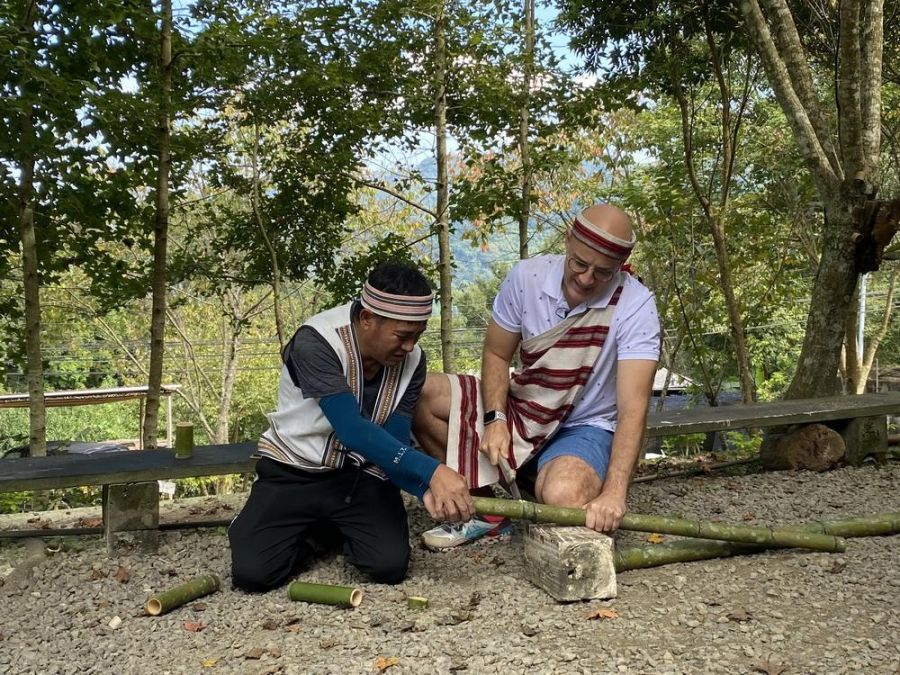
xmin=584 ymin=358 xmax=657 ymax=532
xmin=480 ymin=319 xmax=521 ymax=464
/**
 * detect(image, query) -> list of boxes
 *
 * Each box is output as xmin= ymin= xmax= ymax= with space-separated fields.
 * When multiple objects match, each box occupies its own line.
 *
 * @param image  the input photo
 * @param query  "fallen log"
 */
xmin=472 ymin=497 xmax=846 ymax=552
xmin=145 ymin=574 xmax=220 ymax=616
xmin=287 ymin=581 xmax=362 ymax=608
xmin=614 ymin=512 xmax=900 ymax=571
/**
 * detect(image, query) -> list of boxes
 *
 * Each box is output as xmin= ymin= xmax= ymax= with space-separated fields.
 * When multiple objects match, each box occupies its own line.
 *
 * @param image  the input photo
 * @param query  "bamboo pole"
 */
xmin=614 ymin=512 xmax=900 ymax=571
xmin=472 ymin=497 xmax=846 ymax=552
xmin=287 ymin=581 xmax=362 ymax=608
xmin=146 ymin=574 xmax=220 ymax=616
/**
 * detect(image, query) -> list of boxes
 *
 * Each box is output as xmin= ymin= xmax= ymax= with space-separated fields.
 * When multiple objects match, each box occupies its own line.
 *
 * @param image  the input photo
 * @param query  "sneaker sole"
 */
xmin=422 ymin=525 xmax=513 ymax=551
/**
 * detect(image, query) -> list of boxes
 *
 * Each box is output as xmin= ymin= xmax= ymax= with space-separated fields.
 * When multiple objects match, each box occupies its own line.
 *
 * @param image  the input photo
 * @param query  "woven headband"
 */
xmin=571 ymin=212 xmax=636 ymax=261
xmin=360 ymin=281 xmax=434 ymax=322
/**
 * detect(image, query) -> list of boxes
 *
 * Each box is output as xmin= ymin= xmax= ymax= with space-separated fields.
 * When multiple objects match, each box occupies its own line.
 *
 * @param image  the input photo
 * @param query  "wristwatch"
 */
xmin=483 ymin=410 xmax=508 ymax=425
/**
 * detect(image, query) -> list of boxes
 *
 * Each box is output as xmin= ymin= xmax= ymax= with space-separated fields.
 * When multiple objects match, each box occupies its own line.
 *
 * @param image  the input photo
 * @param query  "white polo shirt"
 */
xmin=492 ymin=254 xmax=660 ymax=432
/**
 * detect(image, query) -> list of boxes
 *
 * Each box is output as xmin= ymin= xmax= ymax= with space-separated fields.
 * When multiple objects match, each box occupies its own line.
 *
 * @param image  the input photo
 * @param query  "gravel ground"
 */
xmin=0 ymin=462 xmax=898 ymax=675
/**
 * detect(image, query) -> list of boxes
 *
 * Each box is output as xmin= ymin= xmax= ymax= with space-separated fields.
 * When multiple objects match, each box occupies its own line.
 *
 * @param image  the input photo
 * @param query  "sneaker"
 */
xmin=421 ymin=516 xmax=512 ymax=550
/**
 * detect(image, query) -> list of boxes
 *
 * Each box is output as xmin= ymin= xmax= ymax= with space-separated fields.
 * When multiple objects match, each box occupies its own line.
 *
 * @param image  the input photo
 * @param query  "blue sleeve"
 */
xmin=383 ymin=411 xmax=413 ymax=445
xmin=319 ymin=392 xmax=438 ymax=500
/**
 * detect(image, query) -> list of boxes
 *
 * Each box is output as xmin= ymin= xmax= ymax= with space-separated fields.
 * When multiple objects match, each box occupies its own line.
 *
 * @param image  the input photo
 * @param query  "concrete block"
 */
xmin=102 ymin=482 xmax=160 ymax=556
xmin=842 ymin=415 xmax=888 ymax=466
xmin=523 ymin=524 xmax=617 ymax=602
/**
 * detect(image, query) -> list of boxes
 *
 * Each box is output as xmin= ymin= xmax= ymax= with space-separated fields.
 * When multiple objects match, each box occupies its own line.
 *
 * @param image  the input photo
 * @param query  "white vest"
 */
xmin=256 ymin=303 xmax=424 ymax=478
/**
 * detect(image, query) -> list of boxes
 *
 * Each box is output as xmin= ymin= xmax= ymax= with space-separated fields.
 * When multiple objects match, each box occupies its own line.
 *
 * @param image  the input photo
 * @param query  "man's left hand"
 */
xmin=583 ymin=492 xmax=626 ymax=533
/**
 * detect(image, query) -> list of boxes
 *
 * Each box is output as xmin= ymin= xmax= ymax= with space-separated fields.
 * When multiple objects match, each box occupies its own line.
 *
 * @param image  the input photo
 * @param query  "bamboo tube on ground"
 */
xmin=614 ymin=512 xmax=900 ymax=571
xmin=146 ymin=574 xmax=220 ymax=616
xmin=407 ymin=596 xmax=429 ymax=610
xmin=287 ymin=581 xmax=363 ymax=608
xmin=472 ymin=496 xmax=846 ymax=552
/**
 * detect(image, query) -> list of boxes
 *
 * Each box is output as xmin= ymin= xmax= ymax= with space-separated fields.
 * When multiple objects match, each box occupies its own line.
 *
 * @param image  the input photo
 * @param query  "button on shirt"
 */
xmin=492 ymin=254 xmax=661 ymax=432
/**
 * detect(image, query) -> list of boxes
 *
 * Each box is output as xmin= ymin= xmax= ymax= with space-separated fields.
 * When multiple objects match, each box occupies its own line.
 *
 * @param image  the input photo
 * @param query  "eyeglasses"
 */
xmin=566 ymin=255 xmax=618 ymax=282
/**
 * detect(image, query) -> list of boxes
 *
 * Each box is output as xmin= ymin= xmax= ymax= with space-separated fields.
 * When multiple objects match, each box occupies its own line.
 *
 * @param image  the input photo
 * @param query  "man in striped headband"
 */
xmin=414 ymin=204 xmax=660 ymax=549
xmin=230 ymin=262 xmax=473 ymax=591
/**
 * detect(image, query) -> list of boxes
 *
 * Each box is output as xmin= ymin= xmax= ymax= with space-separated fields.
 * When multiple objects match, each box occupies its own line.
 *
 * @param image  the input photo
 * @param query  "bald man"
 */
xmin=414 ymin=204 xmax=660 ymax=548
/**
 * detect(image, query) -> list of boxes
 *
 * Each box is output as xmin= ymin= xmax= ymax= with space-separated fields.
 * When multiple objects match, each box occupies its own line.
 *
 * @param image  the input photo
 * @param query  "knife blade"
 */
xmin=497 ymin=455 xmax=522 ymax=500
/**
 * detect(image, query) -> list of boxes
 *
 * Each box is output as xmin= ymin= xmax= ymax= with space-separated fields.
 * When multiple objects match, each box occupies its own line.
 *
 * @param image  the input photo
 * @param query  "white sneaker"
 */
xmin=421 ymin=517 xmax=512 ymax=550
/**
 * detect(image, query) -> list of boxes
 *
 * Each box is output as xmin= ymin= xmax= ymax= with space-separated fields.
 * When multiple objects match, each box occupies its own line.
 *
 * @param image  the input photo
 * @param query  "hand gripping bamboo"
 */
xmin=472 ymin=497 xmax=846 ymax=552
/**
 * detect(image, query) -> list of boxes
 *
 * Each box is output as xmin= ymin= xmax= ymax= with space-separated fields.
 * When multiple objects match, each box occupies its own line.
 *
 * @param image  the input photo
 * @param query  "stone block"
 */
xmin=523 ymin=524 xmax=617 ymax=602
xmin=102 ymin=482 xmax=160 ymax=556
xmin=842 ymin=415 xmax=888 ymax=466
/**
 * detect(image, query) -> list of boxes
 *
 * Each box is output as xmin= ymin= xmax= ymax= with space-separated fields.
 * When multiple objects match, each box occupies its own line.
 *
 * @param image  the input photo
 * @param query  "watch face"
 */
xmin=484 ymin=410 xmax=505 ymax=424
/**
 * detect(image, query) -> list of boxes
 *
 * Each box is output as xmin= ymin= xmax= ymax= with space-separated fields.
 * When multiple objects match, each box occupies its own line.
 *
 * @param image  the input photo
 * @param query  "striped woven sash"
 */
xmin=447 ymin=287 xmax=621 ymax=487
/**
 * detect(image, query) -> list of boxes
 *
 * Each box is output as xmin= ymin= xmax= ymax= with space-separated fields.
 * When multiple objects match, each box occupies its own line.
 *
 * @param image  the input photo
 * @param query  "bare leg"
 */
xmin=412 ymin=373 xmax=452 ymax=463
xmin=534 ymin=456 xmax=603 ymax=507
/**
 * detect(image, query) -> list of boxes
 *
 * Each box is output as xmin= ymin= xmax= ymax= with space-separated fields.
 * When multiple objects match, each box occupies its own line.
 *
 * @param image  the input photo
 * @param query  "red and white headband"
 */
xmin=360 ymin=281 xmax=434 ymax=322
xmin=571 ymin=211 xmax=636 ymax=261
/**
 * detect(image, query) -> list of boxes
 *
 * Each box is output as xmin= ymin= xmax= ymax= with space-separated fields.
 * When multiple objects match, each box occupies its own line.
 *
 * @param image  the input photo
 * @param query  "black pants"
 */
xmin=229 ymin=458 xmax=410 ymax=591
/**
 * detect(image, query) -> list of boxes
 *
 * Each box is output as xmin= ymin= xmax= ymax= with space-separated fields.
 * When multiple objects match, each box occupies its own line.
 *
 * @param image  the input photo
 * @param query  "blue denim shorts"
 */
xmin=536 ymin=424 xmax=613 ymax=479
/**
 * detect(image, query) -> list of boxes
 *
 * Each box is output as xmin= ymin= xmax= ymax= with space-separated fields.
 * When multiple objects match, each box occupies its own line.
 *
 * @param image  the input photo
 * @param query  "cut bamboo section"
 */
xmin=146 ymin=574 xmax=220 ymax=616
xmin=407 ymin=596 xmax=429 ymax=610
xmin=472 ymin=497 xmax=846 ymax=552
xmin=174 ymin=423 xmax=194 ymax=460
xmin=287 ymin=581 xmax=363 ymax=608
xmin=614 ymin=512 xmax=900 ymax=571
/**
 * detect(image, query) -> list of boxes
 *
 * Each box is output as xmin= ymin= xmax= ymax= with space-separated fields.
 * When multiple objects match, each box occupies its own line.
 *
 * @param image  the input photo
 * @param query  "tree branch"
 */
xmin=353 ymin=177 xmax=436 ymax=217
xmin=837 ymin=0 xmax=865 ymax=177
xmin=740 ymin=0 xmax=842 ymax=192
xmin=858 ymin=0 xmax=885 ymax=177
xmin=759 ymin=0 xmax=843 ymax=176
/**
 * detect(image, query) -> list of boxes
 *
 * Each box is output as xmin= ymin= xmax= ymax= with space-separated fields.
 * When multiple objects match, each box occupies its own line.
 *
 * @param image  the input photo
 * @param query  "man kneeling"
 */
xmin=230 ymin=263 xmax=473 ymax=590
xmin=413 ymin=204 xmax=660 ymax=549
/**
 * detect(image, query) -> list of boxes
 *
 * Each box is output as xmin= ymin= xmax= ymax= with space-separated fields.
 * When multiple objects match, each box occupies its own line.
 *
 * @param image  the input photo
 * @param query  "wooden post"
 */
xmin=138 ymin=398 xmax=145 ymax=450
xmin=166 ymin=393 xmax=173 ymax=448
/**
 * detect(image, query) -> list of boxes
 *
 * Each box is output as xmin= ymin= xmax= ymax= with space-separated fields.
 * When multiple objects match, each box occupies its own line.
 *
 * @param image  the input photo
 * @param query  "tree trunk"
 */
xmin=433 ymin=1 xmax=454 ymax=371
xmin=845 ymin=268 xmax=896 ymax=393
xmin=517 ymin=0 xmax=535 ymax=260
xmin=144 ymin=0 xmax=173 ymax=449
xmin=671 ymin=40 xmax=756 ymax=404
xmin=16 ymin=0 xmax=46 ymax=458
xmin=216 ymin=311 xmax=241 ymax=443
xmin=251 ymin=123 xmax=285 ymax=350
xmin=785 ymin=196 xmax=860 ymax=398
xmin=709 ymin=215 xmax=756 ymax=403
xmin=739 ymin=0 xmax=884 ymax=399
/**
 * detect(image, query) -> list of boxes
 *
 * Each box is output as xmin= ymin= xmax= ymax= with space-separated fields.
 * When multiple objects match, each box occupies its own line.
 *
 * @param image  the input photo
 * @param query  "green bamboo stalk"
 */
xmin=174 ymin=423 xmax=193 ymax=459
xmin=287 ymin=581 xmax=363 ymax=608
xmin=145 ymin=574 xmax=220 ymax=616
xmin=614 ymin=512 xmax=900 ymax=571
xmin=472 ymin=496 xmax=846 ymax=552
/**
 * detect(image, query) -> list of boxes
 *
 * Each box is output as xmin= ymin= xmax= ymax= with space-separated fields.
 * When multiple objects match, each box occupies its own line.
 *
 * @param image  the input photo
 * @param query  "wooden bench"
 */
xmin=644 ymin=391 xmax=900 ymax=465
xmin=0 ymin=442 xmax=257 ymax=555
